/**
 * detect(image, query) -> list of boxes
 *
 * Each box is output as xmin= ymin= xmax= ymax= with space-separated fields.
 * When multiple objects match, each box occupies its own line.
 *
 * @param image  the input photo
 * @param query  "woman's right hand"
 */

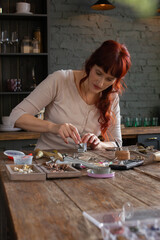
xmin=55 ymin=123 xmax=81 ymax=145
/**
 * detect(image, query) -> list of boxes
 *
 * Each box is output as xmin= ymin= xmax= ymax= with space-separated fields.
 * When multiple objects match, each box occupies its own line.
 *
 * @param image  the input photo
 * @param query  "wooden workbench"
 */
xmin=0 ymin=126 xmax=160 ymax=141
xmin=1 ymin=149 xmax=160 ymax=240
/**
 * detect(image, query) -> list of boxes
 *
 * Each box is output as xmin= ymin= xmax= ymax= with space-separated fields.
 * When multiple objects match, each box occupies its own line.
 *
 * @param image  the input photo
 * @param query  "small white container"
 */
xmin=14 ymin=155 xmax=33 ymax=165
xmin=2 ymin=116 xmax=11 ymax=126
xmin=16 ymin=2 xmax=31 ymax=13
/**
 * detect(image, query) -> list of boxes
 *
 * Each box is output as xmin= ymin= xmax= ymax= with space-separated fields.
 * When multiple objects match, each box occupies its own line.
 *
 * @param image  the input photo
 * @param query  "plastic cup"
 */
xmin=13 ymin=155 xmax=33 ymax=165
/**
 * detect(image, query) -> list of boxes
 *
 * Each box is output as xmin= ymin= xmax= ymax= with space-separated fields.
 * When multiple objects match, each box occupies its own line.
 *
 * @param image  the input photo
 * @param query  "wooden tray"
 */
xmin=6 ymin=164 xmax=46 ymax=181
xmin=40 ymin=165 xmax=82 ymax=179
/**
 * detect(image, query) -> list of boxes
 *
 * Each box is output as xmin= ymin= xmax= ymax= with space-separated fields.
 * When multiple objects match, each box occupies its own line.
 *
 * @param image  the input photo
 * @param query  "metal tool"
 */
xmin=77 ymin=143 xmax=87 ymax=152
xmin=57 ymin=156 xmax=110 ymax=170
xmin=114 ymin=139 xmax=122 ymax=151
xmin=46 ymin=157 xmax=56 ymax=165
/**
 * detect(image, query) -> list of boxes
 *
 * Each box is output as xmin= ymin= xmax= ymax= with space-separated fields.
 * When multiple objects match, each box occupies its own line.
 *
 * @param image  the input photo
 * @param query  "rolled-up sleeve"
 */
xmin=9 ymin=71 xmax=60 ymax=127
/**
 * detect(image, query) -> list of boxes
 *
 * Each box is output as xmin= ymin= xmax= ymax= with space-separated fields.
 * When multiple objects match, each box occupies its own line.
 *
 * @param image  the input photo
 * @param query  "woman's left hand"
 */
xmin=81 ymin=133 xmax=101 ymax=149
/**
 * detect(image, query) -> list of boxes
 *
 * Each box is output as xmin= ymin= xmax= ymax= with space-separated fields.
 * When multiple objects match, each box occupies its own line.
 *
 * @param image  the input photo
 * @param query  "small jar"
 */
xmin=21 ymin=36 xmax=33 ymax=53
xmin=32 ymin=38 xmax=40 ymax=53
xmin=34 ymin=27 xmax=42 ymax=52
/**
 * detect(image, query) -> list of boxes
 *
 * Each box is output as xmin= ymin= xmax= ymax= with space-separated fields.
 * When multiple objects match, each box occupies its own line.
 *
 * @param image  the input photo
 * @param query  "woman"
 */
xmin=9 ymin=40 xmax=131 ymax=150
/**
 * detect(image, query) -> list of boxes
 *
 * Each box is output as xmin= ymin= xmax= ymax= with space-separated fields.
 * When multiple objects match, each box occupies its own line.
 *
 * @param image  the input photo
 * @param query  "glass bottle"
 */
xmin=0 ymin=5 xmax=2 ymax=14
xmin=30 ymin=67 xmax=36 ymax=90
xmin=32 ymin=38 xmax=40 ymax=53
xmin=33 ymin=27 xmax=42 ymax=52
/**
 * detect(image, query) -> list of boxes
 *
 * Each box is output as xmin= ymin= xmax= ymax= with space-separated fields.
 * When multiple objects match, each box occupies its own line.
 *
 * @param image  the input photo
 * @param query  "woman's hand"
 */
xmin=55 ymin=123 xmax=81 ymax=144
xmin=81 ymin=133 xmax=101 ymax=150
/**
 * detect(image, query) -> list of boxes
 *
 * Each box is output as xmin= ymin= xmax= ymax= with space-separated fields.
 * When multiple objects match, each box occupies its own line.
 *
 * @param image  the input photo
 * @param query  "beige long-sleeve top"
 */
xmin=9 ymin=70 xmax=122 ymax=150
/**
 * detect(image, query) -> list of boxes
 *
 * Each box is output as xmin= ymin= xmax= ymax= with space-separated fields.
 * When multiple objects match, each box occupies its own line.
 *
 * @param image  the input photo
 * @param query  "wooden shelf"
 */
xmin=0 ymin=92 xmax=31 ymax=95
xmin=0 ymin=0 xmax=49 ymax=119
xmin=0 ymin=13 xmax=47 ymax=19
xmin=0 ymin=53 xmax=48 ymax=56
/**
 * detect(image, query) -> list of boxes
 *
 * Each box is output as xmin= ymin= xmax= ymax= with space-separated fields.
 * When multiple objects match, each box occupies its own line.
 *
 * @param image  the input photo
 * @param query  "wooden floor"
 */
xmin=1 ymin=149 xmax=160 ymax=240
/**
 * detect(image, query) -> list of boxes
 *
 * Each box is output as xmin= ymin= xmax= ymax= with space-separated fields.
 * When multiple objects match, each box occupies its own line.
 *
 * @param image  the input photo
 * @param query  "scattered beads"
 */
xmin=44 ymin=163 xmax=69 ymax=172
xmin=14 ymin=165 xmax=34 ymax=174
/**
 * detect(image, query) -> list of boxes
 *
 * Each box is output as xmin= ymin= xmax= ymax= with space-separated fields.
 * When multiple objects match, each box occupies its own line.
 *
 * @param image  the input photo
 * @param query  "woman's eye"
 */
xmin=106 ymin=78 xmax=114 ymax=82
xmin=96 ymin=71 xmax=102 ymax=76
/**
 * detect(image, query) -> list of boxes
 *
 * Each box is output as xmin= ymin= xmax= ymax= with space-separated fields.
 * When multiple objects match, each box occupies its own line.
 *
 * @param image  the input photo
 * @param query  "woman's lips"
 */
xmin=93 ymin=84 xmax=101 ymax=90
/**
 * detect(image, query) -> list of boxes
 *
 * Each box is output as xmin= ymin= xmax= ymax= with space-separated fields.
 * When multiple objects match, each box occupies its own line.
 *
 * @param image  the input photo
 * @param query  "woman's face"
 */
xmin=88 ymin=65 xmax=117 ymax=93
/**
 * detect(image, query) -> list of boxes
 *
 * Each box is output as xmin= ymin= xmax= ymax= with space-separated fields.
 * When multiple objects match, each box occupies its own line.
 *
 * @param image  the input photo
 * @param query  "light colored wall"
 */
xmin=49 ymin=0 xmax=160 ymax=120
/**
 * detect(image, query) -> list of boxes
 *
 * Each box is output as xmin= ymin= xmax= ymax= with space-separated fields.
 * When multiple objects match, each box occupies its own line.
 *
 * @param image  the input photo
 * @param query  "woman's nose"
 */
xmin=97 ymin=77 xmax=104 ymax=87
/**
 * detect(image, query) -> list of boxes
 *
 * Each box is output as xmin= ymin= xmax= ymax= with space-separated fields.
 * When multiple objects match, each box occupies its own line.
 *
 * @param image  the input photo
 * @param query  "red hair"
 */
xmin=80 ymin=40 xmax=131 ymax=139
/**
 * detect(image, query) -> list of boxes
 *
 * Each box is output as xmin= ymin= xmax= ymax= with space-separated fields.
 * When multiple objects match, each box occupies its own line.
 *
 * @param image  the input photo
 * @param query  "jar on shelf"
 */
xmin=32 ymin=38 xmax=40 ymax=53
xmin=21 ymin=36 xmax=33 ymax=53
xmin=33 ymin=27 xmax=42 ymax=52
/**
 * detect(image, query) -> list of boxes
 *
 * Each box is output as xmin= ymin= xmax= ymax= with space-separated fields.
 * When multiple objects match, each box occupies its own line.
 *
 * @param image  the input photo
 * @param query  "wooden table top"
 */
xmin=1 ymin=149 xmax=160 ymax=240
xmin=1 ymin=126 xmax=160 ymax=141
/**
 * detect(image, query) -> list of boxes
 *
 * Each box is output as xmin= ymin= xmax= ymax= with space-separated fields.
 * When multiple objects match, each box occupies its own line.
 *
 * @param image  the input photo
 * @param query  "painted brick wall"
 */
xmin=49 ymin=0 xmax=160 ymax=121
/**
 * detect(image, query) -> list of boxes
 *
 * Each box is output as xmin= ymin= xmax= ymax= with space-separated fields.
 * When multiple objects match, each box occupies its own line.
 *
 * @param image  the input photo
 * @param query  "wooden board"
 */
xmin=5 ymin=164 xmax=46 ymax=181
xmin=40 ymin=165 xmax=82 ymax=179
